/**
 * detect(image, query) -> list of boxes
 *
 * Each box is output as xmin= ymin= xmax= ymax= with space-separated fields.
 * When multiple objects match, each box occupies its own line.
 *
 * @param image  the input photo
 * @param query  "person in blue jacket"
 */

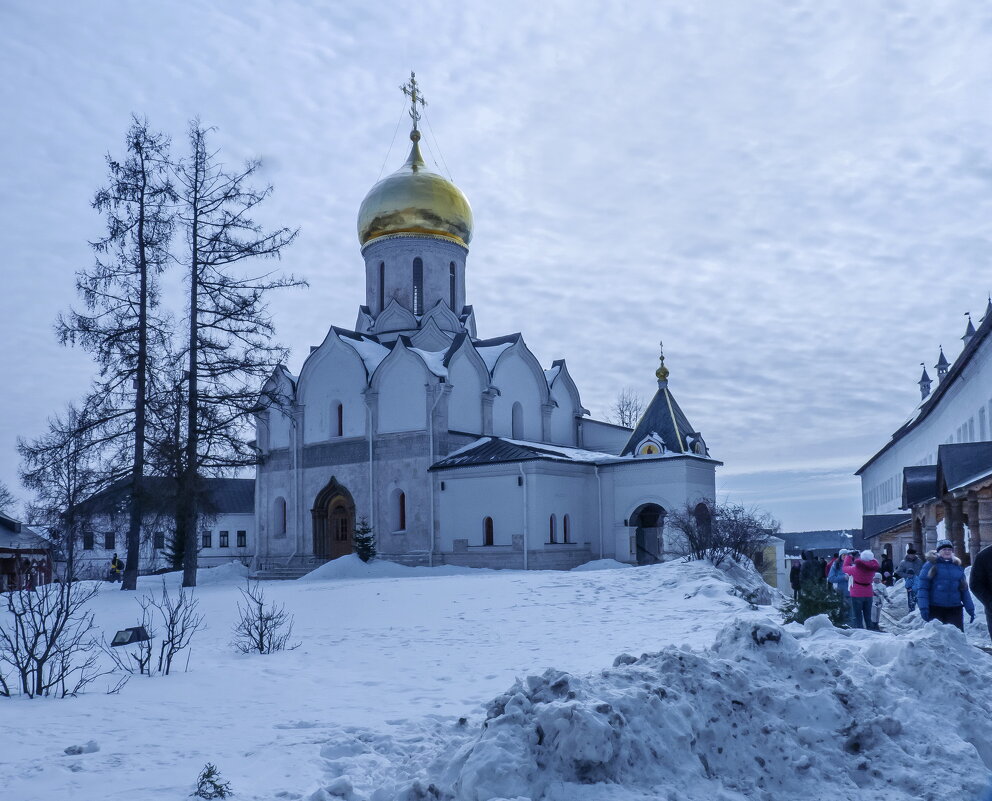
xmin=916 ymin=539 xmax=976 ymax=632
xmin=826 ymin=548 xmax=855 ymax=627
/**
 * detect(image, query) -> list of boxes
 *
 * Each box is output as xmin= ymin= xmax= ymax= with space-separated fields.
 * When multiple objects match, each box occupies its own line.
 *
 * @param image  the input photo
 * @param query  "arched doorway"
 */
xmin=630 ymin=503 xmax=666 ymax=565
xmin=311 ymin=478 xmax=356 ymax=560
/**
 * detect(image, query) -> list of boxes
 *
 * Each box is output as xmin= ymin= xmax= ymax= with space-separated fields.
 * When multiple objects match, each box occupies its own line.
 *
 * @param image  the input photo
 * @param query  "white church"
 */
xmin=252 ymin=78 xmax=719 ymax=572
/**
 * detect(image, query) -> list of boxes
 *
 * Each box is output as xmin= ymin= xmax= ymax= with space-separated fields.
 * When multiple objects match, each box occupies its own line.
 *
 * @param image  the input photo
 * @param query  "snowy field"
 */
xmin=2 ymin=558 xmax=992 ymax=801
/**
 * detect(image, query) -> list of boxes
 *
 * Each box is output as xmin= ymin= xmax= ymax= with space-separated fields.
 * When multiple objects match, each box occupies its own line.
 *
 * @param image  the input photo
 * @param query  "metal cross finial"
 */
xmin=401 ymin=71 xmax=427 ymax=134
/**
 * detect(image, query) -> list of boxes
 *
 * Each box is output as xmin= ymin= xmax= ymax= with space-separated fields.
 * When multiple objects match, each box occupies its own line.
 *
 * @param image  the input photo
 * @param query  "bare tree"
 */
xmin=666 ymin=501 xmax=778 ymax=568
xmin=232 ymin=580 xmax=297 ymax=654
xmin=57 ymin=117 xmax=175 ymax=591
xmin=173 ymin=121 xmax=302 ymax=587
xmin=0 ymin=579 xmax=106 ymax=698
xmin=18 ymin=400 xmax=112 ymax=576
xmin=0 ymin=481 xmax=16 ymax=516
xmin=606 ymin=387 xmax=645 ymax=428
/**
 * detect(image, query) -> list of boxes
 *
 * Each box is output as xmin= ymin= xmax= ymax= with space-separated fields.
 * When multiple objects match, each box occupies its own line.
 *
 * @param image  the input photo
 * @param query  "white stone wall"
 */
xmin=861 ymin=333 xmax=992 ymax=514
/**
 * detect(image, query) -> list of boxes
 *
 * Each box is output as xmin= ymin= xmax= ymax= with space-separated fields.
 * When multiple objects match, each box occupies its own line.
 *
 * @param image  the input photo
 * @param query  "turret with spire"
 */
xmin=935 ymin=346 xmax=950 ymax=382
xmin=962 ymin=312 xmax=976 ymax=348
xmin=918 ymin=362 xmax=932 ymax=400
xmin=620 ymin=341 xmax=709 ymax=458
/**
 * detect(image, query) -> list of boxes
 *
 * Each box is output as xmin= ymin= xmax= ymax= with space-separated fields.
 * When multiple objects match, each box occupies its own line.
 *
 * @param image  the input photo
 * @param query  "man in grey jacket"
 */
xmin=894 ymin=547 xmax=924 ymax=612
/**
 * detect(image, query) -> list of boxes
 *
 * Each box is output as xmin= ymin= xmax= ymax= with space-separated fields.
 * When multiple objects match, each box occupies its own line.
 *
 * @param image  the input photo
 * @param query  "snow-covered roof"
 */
xmin=410 ymin=347 xmax=449 ymax=378
xmin=338 ymin=333 xmax=389 ymax=376
xmin=476 ymin=341 xmax=513 ymax=373
xmin=544 ymin=364 xmax=562 ymax=387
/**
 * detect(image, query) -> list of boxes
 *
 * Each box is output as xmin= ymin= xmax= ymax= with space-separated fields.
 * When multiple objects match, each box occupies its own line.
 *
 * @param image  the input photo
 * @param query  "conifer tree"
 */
xmin=353 ymin=517 xmax=376 ymax=563
xmin=57 ymin=117 xmax=175 ymax=590
xmin=173 ymin=122 xmax=302 ymax=587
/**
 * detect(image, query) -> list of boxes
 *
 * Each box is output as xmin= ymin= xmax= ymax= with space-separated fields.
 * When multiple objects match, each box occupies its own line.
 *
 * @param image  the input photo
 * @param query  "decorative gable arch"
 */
xmin=419 ymin=299 xmax=463 ymax=334
xmin=372 ymin=298 xmax=418 ymax=337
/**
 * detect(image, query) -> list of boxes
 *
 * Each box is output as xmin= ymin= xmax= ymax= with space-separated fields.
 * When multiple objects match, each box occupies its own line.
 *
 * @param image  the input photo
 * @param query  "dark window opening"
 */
xmin=83 ymin=532 xmax=94 ymax=551
xmin=237 ymin=530 xmax=247 ymax=548
xmin=483 ymin=516 xmax=494 ymax=546
xmin=201 ymin=531 xmax=212 ymax=549
xmin=399 ymin=492 xmax=406 ymax=531
xmin=378 ymin=261 xmax=385 ymax=312
xmin=449 ymin=262 xmax=456 ymax=310
xmin=104 ymin=532 xmax=115 ymax=550
xmin=563 ymin=515 xmax=571 ymax=543
xmin=549 ymin=515 xmax=557 ymax=544
xmin=413 ymin=257 xmax=424 ymax=315
xmin=153 ymin=531 xmax=165 ymax=550
xmin=335 ymin=402 xmax=344 ymax=437
xmin=219 ymin=531 xmax=229 ymax=548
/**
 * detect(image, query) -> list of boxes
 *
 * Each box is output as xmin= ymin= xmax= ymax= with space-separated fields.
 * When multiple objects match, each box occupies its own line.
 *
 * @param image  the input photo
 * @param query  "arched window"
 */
xmin=273 ymin=497 xmax=287 ymax=538
xmin=412 ymin=257 xmax=424 ymax=315
xmin=378 ymin=261 xmax=385 ymax=312
xmin=333 ymin=402 xmax=343 ymax=437
xmin=483 ymin=516 xmax=494 ymax=546
xmin=694 ymin=502 xmax=712 ymax=538
xmin=389 ymin=489 xmax=407 ymax=532
xmin=511 ymin=402 xmax=524 ymax=439
xmin=549 ymin=514 xmax=557 ymax=544
xmin=563 ymin=514 xmax=571 ymax=543
xmin=449 ymin=262 xmax=457 ymax=310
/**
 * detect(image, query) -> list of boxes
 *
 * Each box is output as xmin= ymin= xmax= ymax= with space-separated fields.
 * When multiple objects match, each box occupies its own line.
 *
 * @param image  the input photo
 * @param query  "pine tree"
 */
xmin=353 ymin=517 xmax=376 ymax=563
xmin=782 ymin=578 xmax=849 ymax=627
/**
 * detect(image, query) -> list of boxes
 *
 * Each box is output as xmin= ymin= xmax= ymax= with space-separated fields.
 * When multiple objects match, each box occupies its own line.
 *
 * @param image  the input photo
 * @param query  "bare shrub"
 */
xmin=0 ymin=580 xmax=108 ymax=697
xmin=232 ymin=580 xmax=297 ymax=654
xmin=103 ymin=580 xmax=203 ymax=676
xmin=666 ymin=501 xmax=778 ymax=568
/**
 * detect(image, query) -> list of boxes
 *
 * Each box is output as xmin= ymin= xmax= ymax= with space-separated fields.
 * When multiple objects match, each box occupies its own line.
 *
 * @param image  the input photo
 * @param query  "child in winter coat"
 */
xmin=870 ymin=574 xmax=888 ymax=631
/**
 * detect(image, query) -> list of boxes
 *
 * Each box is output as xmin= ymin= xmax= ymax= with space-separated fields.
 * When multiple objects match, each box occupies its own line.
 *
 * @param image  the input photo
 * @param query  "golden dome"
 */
xmin=357 ymin=132 xmax=473 ymax=247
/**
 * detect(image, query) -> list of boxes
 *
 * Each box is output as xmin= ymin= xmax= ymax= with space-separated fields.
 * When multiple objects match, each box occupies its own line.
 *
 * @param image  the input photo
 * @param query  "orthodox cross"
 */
xmin=401 ymin=72 xmax=427 ymax=133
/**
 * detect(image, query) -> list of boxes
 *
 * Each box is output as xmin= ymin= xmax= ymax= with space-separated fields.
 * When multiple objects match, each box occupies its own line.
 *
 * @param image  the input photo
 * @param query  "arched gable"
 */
xmin=547 ymin=359 xmax=586 ymax=446
xmin=490 ymin=337 xmax=549 ymax=441
xmin=372 ymin=338 xmax=433 ymax=433
xmin=410 ymin=318 xmax=455 ymax=352
xmin=256 ymin=365 xmax=296 ymax=450
xmin=298 ymin=329 xmax=376 ymax=443
xmin=419 ymin=299 xmax=463 ymax=334
xmin=446 ymin=338 xmax=489 ymax=434
xmin=372 ymin=298 xmax=418 ymax=336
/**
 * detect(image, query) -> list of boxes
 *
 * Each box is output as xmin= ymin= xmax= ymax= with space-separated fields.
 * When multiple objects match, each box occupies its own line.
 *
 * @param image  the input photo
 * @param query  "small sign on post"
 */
xmin=110 ymin=626 xmax=150 ymax=647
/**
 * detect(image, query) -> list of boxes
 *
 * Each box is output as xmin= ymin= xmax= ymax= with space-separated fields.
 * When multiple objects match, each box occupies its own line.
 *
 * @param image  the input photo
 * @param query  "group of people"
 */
xmin=790 ymin=540 xmax=990 ymax=635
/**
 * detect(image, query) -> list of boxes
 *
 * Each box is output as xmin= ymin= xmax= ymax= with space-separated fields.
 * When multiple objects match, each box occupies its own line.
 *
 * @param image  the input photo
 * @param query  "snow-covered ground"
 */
xmin=2 ymin=558 xmax=991 ymax=800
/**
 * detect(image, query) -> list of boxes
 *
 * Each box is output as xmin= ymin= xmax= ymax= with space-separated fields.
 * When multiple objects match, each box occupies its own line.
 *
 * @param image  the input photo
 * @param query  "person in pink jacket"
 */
xmin=843 ymin=549 xmax=881 ymax=629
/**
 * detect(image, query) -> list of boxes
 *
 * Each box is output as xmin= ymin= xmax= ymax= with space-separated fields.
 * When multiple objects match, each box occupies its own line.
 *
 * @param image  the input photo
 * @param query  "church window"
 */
xmin=273 ymin=497 xmax=287 ymax=538
xmin=980 ymin=407 xmax=987 ymax=440
xmin=563 ymin=515 xmax=571 ymax=543
xmin=237 ymin=530 xmax=247 ymax=548
xmin=449 ymin=262 xmax=456 ymax=310
xmin=412 ymin=258 xmax=424 ymax=315
xmin=511 ymin=402 xmax=524 ymax=439
xmin=378 ymin=261 xmax=385 ymax=312
xmin=333 ymin=402 xmax=343 ymax=437
xmin=549 ymin=514 xmax=557 ymax=544
xmin=483 ymin=516 xmax=494 ymax=546
xmin=391 ymin=489 xmax=407 ymax=531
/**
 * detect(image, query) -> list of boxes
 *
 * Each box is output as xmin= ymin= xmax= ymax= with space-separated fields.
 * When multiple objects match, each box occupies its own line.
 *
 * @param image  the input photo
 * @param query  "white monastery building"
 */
xmin=252 ymin=77 xmax=720 ymax=571
xmin=857 ymin=299 xmax=992 ymax=564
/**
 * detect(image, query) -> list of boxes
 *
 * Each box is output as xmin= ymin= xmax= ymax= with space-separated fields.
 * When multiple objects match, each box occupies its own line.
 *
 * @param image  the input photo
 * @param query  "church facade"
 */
xmin=253 ymin=80 xmax=719 ymax=571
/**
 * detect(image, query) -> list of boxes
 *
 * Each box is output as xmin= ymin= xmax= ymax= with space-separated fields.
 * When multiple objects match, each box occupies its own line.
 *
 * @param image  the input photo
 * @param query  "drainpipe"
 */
xmin=595 ymin=463 xmax=604 ymax=560
xmin=286 ymin=407 xmax=301 ymax=567
xmin=427 ymin=383 xmax=447 ymax=567
xmin=518 ymin=462 xmax=529 ymax=570
xmin=367 ymin=401 xmax=374 ymax=533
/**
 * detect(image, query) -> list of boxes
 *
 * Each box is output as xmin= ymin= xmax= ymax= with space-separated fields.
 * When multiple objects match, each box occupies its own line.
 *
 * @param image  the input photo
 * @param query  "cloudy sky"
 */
xmin=2 ymin=0 xmax=990 ymax=531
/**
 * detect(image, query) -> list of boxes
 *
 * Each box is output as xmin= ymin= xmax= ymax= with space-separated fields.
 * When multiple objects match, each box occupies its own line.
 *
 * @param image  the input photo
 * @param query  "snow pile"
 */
xmin=324 ymin=618 xmax=992 ymax=801
xmin=136 ymin=559 xmax=250 ymax=588
xmin=299 ymin=554 xmax=493 ymax=582
xmin=570 ymin=559 xmax=633 ymax=572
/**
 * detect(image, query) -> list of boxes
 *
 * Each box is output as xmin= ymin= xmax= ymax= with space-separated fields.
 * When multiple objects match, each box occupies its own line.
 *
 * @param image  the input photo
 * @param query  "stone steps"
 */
xmin=249 ymin=565 xmax=318 ymax=581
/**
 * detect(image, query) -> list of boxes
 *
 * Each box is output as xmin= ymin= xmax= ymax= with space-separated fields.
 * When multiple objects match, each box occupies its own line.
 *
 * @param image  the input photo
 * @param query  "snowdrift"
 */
xmin=318 ymin=616 xmax=992 ymax=801
xmin=298 ymin=554 xmax=494 ymax=581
